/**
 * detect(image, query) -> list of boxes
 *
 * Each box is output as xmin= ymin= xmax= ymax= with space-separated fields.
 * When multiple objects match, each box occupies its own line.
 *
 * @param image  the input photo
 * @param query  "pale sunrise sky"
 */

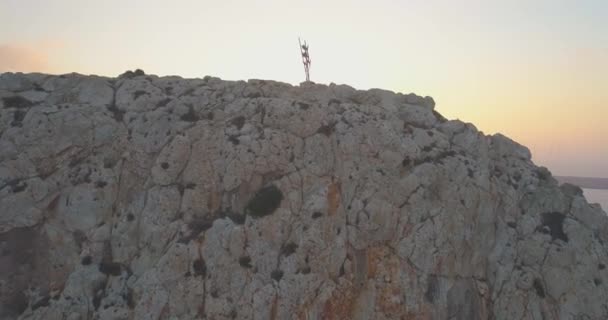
xmin=1 ymin=0 xmax=606 ymax=178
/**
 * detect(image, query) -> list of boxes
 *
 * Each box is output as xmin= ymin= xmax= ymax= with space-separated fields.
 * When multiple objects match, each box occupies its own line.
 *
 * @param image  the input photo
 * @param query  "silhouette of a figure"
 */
xmin=299 ymin=38 xmax=311 ymax=82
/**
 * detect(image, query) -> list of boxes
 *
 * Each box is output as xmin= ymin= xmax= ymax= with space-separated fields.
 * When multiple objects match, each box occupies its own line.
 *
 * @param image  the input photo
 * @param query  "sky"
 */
xmin=1 ymin=0 xmax=607 ymax=178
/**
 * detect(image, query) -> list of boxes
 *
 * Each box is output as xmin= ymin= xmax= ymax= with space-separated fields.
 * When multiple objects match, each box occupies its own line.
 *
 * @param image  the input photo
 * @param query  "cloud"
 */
xmin=0 ymin=43 xmax=54 ymax=73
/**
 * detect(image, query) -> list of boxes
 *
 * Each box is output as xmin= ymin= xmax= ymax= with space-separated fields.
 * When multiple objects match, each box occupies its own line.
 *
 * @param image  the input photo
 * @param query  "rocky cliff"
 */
xmin=1 ymin=71 xmax=607 ymax=320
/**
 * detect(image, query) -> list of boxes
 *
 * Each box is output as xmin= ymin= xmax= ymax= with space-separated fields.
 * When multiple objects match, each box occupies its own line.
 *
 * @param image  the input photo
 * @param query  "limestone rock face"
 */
xmin=1 ymin=71 xmax=607 ymax=320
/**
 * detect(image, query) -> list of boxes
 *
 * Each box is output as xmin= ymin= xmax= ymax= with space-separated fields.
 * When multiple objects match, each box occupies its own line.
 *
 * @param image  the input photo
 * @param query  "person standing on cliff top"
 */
xmin=299 ymin=38 xmax=311 ymax=82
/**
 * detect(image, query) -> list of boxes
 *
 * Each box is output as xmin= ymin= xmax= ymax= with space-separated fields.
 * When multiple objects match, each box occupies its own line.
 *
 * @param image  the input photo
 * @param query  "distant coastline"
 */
xmin=555 ymin=176 xmax=608 ymax=190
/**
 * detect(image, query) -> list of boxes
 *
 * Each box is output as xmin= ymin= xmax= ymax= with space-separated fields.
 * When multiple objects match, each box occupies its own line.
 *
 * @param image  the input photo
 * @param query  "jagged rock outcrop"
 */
xmin=1 ymin=71 xmax=607 ymax=320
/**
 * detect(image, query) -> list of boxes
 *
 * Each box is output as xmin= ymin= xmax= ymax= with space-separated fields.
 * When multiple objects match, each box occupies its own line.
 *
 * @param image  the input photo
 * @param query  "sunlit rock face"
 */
xmin=1 ymin=71 xmax=607 ymax=320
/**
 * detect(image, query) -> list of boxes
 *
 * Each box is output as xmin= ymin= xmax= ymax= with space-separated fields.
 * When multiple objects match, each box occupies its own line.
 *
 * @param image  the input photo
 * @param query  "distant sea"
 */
xmin=583 ymin=189 xmax=608 ymax=213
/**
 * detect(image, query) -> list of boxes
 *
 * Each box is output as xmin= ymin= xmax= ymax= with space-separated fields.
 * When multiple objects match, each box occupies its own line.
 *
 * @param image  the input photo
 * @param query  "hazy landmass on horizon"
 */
xmin=556 ymin=176 xmax=608 ymax=190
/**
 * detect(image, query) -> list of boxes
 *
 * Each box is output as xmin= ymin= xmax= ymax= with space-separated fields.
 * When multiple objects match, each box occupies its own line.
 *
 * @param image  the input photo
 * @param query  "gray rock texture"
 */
xmin=1 ymin=71 xmax=607 ymax=320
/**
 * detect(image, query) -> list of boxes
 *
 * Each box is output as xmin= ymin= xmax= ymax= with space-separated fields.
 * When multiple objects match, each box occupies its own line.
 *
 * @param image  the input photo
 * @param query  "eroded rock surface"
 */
xmin=1 ymin=71 xmax=607 ymax=320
